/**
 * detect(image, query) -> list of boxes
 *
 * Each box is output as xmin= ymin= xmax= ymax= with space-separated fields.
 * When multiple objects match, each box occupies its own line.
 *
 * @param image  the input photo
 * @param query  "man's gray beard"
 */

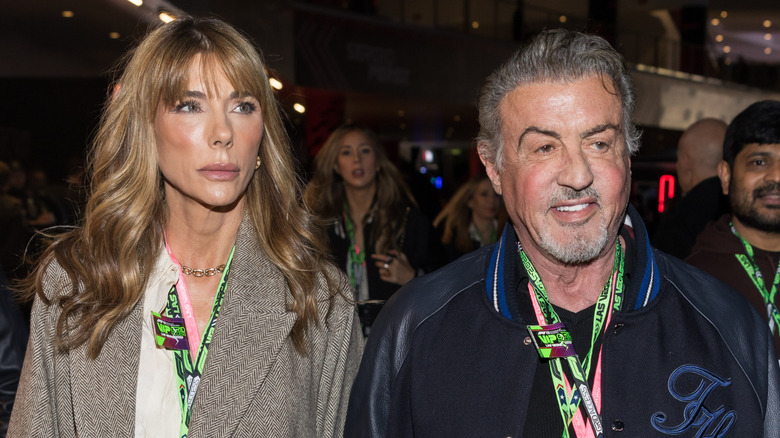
xmin=537 ymin=218 xmax=610 ymax=264
xmin=538 ymin=186 xmax=609 ymax=264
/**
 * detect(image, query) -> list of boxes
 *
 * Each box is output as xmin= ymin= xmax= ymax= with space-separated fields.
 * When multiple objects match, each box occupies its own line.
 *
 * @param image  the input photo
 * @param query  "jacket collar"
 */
xmin=485 ymin=204 xmax=661 ymax=321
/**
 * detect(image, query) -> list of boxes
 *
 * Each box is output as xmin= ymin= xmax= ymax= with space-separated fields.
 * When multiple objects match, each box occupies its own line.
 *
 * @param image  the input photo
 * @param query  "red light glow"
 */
xmin=658 ymin=175 xmax=675 ymax=213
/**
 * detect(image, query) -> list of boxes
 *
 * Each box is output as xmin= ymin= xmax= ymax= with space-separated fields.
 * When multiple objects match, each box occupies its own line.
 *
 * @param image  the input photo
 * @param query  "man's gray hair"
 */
xmin=476 ymin=29 xmax=640 ymax=170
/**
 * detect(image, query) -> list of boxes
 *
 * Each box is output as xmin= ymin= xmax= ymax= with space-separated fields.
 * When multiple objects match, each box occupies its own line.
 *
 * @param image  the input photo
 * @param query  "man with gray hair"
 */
xmin=344 ymin=29 xmax=779 ymax=437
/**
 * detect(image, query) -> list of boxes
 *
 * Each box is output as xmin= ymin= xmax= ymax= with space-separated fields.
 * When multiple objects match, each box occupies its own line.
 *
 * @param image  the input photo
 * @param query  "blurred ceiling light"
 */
xmin=293 ymin=103 xmax=305 ymax=113
xmin=400 ymin=122 xmax=407 ymax=130
xmin=268 ymin=78 xmax=283 ymax=90
xmin=765 ymin=20 xmax=772 ymax=28
xmin=109 ymin=32 xmax=120 ymax=39
xmin=559 ymin=15 xmax=567 ymax=23
xmin=711 ymin=18 xmax=720 ymax=26
xmin=723 ymin=45 xmax=731 ymax=53
xmin=471 ymin=21 xmax=479 ymax=29
xmin=62 ymin=10 xmax=74 ymax=18
xmin=398 ymin=110 xmax=405 ymax=117
xmin=127 ymin=0 xmax=143 ymax=6
xmin=724 ymin=58 xmax=732 ymax=65
xmin=765 ymin=33 xmax=772 ymax=41
xmin=453 ymin=115 xmax=461 ymax=122
xmin=720 ymin=11 xmax=728 ymax=19
xmin=159 ymin=11 xmax=176 ymax=23
xmin=766 ymin=47 xmax=773 ymax=55
xmin=715 ymin=34 xmax=724 ymax=42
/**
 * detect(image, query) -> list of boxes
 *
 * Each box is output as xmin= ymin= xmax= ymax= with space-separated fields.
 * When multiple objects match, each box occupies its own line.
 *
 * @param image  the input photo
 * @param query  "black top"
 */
xmin=652 ymin=176 xmax=728 ymax=259
xmin=326 ymin=203 xmax=438 ymax=330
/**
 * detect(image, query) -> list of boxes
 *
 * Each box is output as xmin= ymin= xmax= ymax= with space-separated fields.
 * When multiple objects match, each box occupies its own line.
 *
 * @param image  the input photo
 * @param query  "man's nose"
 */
xmin=556 ymin=147 xmax=594 ymax=191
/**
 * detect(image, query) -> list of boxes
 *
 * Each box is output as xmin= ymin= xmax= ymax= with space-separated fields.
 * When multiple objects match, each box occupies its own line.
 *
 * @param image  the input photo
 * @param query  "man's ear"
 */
xmin=478 ymin=142 xmax=502 ymax=195
xmin=717 ymin=160 xmax=730 ymax=195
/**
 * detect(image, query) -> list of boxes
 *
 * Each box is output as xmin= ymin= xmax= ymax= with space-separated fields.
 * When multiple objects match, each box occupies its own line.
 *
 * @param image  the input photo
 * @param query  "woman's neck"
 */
xmin=345 ymin=185 xmax=376 ymax=224
xmin=164 ymin=198 xmax=243 ymax=269
xmin=472 ymin=214 xmax=495 ymax=244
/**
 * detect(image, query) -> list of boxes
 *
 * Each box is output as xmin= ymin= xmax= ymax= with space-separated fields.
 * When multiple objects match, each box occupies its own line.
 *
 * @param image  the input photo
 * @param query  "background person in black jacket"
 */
xmin=653 ymin=118 xmax=728 ymax=258
xmin=305 ymin=124 xmax=436 ymax=336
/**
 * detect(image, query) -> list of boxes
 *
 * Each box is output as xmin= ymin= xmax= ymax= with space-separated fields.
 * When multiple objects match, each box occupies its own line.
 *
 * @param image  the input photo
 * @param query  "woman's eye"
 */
xmin=234 ymin=101 xmax=258 ymax=113
xmin=173 ymin=100 xmax=200 ymax=113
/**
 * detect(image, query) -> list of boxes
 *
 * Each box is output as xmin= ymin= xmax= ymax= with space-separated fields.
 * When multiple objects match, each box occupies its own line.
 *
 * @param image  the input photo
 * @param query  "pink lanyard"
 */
xmin=528 ymin=268 xmax=618 ymax=438
xmin=164 ymin=241 xmax=201 ymax=362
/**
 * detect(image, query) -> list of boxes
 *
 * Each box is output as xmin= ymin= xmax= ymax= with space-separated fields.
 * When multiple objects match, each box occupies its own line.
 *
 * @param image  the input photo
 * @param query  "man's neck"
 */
xmin=521 ymin=233 xmax=621 ymax=313
xmin=732 ymin=216 xmax=780 ymax=252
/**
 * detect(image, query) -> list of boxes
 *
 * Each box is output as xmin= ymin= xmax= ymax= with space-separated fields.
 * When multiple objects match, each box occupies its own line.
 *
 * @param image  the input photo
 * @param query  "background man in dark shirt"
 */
xmin=688 ymin=100 xmax=780 ymax=358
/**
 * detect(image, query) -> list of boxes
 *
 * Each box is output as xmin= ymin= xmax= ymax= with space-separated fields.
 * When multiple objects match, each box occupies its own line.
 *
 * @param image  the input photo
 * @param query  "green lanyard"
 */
xmin=521 ymin=243 xmax=624 ymax=438
xmin=343 ymin=203 xmax=365 ymax=291
xmin=163 ymin=247 xmax=234 ymax=438
xmin=730 ymin=222 xmax=780 ymax=335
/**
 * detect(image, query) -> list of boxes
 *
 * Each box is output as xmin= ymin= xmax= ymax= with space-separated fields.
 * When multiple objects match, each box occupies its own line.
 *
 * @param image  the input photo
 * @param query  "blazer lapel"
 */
xmin=69 ymin=301 xmax=142 ymax=437
xmin=188 ymin=218 xmax=298 ymax=436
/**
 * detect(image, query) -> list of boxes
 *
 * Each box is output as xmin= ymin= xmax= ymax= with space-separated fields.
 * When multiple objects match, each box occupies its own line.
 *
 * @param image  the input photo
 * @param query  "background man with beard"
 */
xmin=345 ymin=30 xmax=779 ymax=437
xmin=688 ymin=100 xmax=780 ymax=358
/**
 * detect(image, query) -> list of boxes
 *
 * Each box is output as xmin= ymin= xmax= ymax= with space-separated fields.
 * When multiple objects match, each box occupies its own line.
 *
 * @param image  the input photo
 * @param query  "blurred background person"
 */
xmin=10 ymin=16 xmax=362 ymax=437
xmin=0 ymin=266 xmax=27 ymax=438
xmin=433 ymin=174 xmax=504 ymax=263
xmin=305 ymin=123 xmax=436 ymax=336
xmin=652 ymin=118 xmax=729 ymax=258
xmin=0 ymin=161 xmax=28 ymax=438
xmin=0 ymin=161 xmax=31 ymax=281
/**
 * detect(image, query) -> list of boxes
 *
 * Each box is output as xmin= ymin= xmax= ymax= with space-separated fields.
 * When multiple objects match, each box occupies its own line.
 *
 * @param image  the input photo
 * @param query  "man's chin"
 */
xmin=735 ymin=211 xmax=780 ymax=233
xmin=540 ymin=235 xmax=608 ymax=265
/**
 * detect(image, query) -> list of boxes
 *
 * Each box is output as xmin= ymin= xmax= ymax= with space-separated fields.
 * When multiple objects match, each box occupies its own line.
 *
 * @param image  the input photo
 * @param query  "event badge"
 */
xmin=151 ymin=311 xmax=189 ymax=350
xmin=527 ymin=322 xmax=575 ymax=359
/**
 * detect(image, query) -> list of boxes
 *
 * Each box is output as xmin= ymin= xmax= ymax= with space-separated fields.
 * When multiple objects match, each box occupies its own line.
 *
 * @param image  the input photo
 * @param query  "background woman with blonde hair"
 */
xmin=10 ymin=16 xmax=362 ymax=437
xmin=305 ymin=124 xmax=436 ymax=336
xmin=434 ymin=174 xmax=503 ymax=263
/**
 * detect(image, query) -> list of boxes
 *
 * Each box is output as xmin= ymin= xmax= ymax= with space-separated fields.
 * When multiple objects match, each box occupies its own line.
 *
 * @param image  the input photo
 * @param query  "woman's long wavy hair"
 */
xmin=433 ymin=175 xmax=494 ymax=254
xmin=20 ymin=16 xmax=337 ymax=358
xmin=305 ymin=124 xmax=417 ymax=254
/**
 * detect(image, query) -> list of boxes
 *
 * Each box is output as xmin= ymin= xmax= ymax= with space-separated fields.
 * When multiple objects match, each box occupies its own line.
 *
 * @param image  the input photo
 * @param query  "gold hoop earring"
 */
xmin=255 ymin=156 xmax=261 ymax=170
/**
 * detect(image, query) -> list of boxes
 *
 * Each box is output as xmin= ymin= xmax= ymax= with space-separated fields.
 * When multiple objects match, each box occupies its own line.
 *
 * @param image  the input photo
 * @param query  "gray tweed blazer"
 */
xmin=8 ymin=218 xmax=364 ymax=437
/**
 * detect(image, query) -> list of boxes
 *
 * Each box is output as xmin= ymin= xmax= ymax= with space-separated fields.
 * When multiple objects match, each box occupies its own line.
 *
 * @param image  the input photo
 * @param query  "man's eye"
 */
xmin=537 ymin=144 xmax=554 ymax=153
xmin=593 ymin=141 xmax=609 ymax=150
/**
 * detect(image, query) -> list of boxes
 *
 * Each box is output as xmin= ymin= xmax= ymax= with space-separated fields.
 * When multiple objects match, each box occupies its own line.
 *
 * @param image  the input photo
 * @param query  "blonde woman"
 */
xmin=434 ymin=174 xmax=504 ymax=263
xmin=10 ymin=17 xmax=362 ymax=437
xmin=305 ymin=124 xmax=435 ymax=335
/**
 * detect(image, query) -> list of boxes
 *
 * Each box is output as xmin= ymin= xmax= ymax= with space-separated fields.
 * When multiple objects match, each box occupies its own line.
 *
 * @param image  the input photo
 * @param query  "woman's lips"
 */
xmin=198 ymin=163 xmax=240 ymax=181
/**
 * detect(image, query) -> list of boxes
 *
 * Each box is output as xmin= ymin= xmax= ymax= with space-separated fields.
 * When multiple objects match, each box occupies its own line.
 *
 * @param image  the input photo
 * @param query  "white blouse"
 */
xmin=134 ymin=248 xmax=181 ymax=437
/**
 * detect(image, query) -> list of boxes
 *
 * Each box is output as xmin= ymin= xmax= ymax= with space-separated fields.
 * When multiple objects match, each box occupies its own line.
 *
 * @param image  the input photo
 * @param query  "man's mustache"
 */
xmin=548 ymin=187 xmax=601 ymax=207
xmin=753 ymin=182 xmax=780 ymax=198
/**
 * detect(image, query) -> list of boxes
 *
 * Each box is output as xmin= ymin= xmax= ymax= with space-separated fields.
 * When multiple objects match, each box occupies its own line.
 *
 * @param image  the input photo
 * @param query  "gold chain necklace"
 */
xmin=180 ymin=264 xmax=226 ymax=277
